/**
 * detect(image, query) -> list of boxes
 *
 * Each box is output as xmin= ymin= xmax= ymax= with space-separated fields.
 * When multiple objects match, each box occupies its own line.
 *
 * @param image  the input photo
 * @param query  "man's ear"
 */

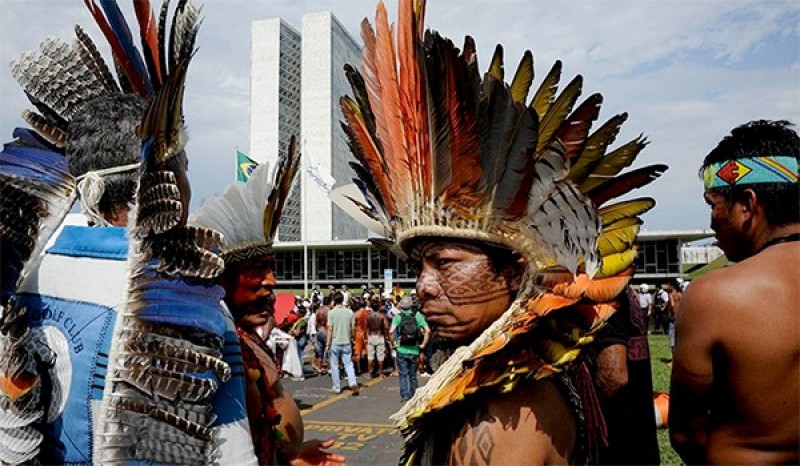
xmin=739 ymin=188 xmax=758 ymax=216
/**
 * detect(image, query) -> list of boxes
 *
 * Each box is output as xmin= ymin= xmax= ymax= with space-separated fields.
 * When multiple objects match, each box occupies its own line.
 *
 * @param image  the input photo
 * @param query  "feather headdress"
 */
xmin=337 ymin=0 xmax=667 ymax=460
xmin=189 ymin=137 xmax=301 ymax=264
xmin=10 ymin=0 xmax=202 ymax=226
xmin=94 ymin=5 xmax=236 ymax=463
xmin=337 ymin=0 xmax=666 ymax=279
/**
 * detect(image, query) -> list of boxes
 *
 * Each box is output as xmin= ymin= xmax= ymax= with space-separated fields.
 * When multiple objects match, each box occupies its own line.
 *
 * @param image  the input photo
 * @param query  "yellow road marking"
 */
xmin=300 ymin=374 xmax=390 ymax=415
xmin=305 ymin=420 xmax=395 ymax=428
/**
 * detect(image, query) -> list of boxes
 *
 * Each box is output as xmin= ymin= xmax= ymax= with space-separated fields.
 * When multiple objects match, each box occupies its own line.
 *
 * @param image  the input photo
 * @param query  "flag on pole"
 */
xmin=303 ymin=158 xmax=336 ymax=193
xmin=236 ymin=150 xmax=258 ymax=182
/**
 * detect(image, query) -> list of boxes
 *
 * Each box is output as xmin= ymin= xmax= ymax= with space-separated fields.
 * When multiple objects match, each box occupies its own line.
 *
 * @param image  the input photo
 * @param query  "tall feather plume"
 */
xmin=157 ymin=0 xmax=170 ymax=81
xmin=397 ymin=0 xmax=430 ymax=197
xmin=423 ymin=30 xmax=453 ymax=199
xmin=167 ymin=0 xmax=190 ymax=74
xmin=437 ymin=36 xmax=483 ymax=214
xmin=74 ymin=25 xmax=120 ymax=94
xmin=568 ymin=113 xmax=628 ymax=185
xmin=340 ymin=98 xmax=396 ymax=214
xmin=134 ymin=0 xmax=163 ymax=88
xmin=536 ymin=74 xmax=582 ymax=154
xmin=83 ymin=0 xmax=149 ymax=96
xmin=530 ymin=60 xmax=562 ymax=119
xmin=587 ymin=164 xmax=668 ymax=207
xmin=263 ymin=136 xmax=301 ymax=243
xmin=476 ymin=76 xmax=509 ymax=190
xmin=579 ymin=135 xmax=649 ymax=192
xmin=509 ymin=50 xmax=534 ymax=104
xmin=489 ymin=106 xmax=539 ymax=219
xmin=555 ymin=93 xmax=603 ymax=162
xmin=372 ymin=2 xmax=411 ymax=207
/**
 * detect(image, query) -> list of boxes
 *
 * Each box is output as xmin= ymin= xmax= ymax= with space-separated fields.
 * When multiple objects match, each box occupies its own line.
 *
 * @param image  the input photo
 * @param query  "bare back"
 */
xmin=671 ymin=243 xmax=800 ymax=464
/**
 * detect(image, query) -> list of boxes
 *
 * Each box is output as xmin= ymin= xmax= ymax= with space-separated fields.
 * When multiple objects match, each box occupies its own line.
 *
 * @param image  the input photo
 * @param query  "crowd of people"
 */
xmin=0 ymin=0 xmax=797 ymax=465
xmin=274 ymin=287 xmax=436 ymax=388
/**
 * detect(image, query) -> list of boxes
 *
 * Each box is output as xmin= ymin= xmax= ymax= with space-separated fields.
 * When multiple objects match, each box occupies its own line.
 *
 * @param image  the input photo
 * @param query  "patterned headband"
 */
xmin=703 ymin=155 xmax=798 ymax=189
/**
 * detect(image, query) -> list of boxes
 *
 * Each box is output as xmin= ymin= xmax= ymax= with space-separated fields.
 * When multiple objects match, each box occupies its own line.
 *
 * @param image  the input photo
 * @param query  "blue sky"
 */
xmin=1 ymin=0 xmax=798 ymax=234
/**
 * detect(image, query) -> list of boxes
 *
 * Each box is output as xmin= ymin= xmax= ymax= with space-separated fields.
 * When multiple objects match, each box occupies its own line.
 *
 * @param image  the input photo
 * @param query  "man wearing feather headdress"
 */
xmin=190 ymin=138 xmax=346 ymax=466
xmin=670 ymin=120 xmax=800 ymax=465
xmin=0 ymin=1 xmax=257 ymax=464
xmin=330 ymin=0 xmax=666 ymax=463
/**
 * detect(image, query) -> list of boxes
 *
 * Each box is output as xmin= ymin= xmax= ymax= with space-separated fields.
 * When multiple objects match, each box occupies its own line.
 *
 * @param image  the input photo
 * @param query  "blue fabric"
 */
xmin=329 ymin=343 xmax=357 ymax=392
xmin=315 ymin=331 xmax=328 ymax=359
xmin=211 ymin=330 xmax=248 ymax=426
xmin=17 ymin=294 xmax=116 ymax=465
xmin=397 ymin=353 xmax=419 ymax=401
xmin=133 ymin=270 xmax=228 ymax=336
xmin=48 ymin=226 xmax=129 ymax=261
xmin=296 ymin=334 xmax=308 ymax=365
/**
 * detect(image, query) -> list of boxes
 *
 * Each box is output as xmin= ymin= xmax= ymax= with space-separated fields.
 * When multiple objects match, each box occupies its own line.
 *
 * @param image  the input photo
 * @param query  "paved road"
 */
xmin=284 ymin=366 xmax=428 ymax=466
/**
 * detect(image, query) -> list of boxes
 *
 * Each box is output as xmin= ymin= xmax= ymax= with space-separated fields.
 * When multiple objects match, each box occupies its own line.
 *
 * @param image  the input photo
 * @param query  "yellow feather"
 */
xmin=535 ymin=75 xmax=582 ymax=154
xmin=579 ymin=135 xmax=648 ymax=192
xmin=488 ymin=44 xmax=504 ymax=80
xmin=530 ymin=60 xmax=561 ymax=119
xmin=597 ymin=223 xmax=640 ymax=257
xmin=603 ymin=216 xmax=642 ymax=232
xmin=509 ymin=50 xmax=533 ymax=104
xmin=595 ymin=246 xmax=638 ymax=278
xmin=568 ymin=113 xmax=628 ymax=186
xmin=599 ymin=198 xmax=655 ymax=227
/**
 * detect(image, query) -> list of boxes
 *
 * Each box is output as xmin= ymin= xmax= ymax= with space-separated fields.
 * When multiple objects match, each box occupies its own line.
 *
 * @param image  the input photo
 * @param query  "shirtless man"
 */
xmin=408 ymin=240 xmax=577 ymax=464
xmin=333 ymin=1 xmax=662 ymax=463
xmin=670 ymin=119 xmax=800 ymax=464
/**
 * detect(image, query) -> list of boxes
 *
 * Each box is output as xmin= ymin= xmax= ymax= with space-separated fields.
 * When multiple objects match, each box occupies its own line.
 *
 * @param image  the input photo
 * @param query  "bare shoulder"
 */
xmin=449 ymin=380 xmax=575 ymax=465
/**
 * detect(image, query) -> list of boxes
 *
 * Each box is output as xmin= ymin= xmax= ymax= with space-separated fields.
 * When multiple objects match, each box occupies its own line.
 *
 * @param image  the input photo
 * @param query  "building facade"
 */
xmin=251 ymin=13 xmax=365 ymax=245
xmin=272 ymin=230 xmax=722 ymax=294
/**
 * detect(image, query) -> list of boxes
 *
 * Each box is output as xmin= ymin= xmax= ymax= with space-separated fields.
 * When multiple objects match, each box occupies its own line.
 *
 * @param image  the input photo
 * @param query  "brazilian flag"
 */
xmin=236 ymin=150 xmax=258 ymax=182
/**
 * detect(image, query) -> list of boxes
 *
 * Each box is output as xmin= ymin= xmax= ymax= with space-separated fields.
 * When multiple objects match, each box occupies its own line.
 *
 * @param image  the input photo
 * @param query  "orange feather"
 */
xmin=340 ymin=97 xmax=396 ymax=215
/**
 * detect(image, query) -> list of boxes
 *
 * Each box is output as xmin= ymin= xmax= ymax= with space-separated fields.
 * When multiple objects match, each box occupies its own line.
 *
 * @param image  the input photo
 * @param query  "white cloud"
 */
xmin=1 ymin=0 xmax=798 ymax=231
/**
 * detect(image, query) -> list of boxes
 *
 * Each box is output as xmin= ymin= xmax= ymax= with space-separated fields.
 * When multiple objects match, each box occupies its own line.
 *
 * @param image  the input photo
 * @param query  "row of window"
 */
xmin=272 ymin=239 xmax=684 ymax=284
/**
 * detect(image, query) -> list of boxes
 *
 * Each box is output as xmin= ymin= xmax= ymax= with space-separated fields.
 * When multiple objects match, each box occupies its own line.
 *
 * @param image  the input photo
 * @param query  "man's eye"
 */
xmin=435 ymin=258 xmax=454 ymax=268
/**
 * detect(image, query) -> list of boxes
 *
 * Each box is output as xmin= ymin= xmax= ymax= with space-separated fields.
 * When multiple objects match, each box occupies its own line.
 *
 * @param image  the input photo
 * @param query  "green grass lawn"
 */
xmin=649 ymin=333 xmax=683 ymax=465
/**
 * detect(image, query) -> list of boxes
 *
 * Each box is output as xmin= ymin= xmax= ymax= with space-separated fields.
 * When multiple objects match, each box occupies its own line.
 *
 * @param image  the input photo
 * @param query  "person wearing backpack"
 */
xmin=390 ymin=296 xmax=430 ymax=401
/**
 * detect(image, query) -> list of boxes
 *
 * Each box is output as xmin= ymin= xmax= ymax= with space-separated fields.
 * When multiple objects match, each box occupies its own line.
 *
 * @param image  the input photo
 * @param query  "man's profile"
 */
xmin=669 ymin=119 xmax=799 ymax=465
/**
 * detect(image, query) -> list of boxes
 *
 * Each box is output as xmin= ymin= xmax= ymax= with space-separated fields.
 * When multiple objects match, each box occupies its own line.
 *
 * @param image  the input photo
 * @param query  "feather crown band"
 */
xmin=702 ymin=155 xmax=799 ymax=190
xmin=335 ymin=0 xmax=666 ymax=277
xmin=189 ymin=137 xmax=300 ymax=264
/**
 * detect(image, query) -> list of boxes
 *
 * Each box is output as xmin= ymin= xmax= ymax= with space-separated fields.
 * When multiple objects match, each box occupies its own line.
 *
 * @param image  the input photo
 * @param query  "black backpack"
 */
xmin=398 ymin=312 xmax=420 ymax=345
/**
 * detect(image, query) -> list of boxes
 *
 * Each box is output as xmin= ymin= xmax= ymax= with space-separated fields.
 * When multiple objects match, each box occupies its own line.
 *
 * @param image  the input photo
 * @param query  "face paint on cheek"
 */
xmin=439 ymin=258 xmax=511 ymax=306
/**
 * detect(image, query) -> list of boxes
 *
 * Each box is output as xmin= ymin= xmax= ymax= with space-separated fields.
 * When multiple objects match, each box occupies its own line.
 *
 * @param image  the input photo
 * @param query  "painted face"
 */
xmin=225 ymin=255 xmax=277 ymax=329
xmin=704 ymin=191 xmax=750 ymax=262
xmin=411 ymin=240 xmax=521 ymax=345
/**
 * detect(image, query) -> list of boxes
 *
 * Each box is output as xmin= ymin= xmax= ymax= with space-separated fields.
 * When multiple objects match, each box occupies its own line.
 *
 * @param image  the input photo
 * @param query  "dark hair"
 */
xmin=66 ymin=94 xmax=148 ymax=213
xmin=701 ymin=120 xmax=800 ymax=226
xmin=332 ymin=291 xmax=344 ymax=305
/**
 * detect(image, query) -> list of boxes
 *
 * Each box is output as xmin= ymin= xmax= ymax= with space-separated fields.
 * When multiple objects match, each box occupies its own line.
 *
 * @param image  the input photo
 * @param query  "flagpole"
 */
xmin=302 ymin=142 xmax=309 ymax=298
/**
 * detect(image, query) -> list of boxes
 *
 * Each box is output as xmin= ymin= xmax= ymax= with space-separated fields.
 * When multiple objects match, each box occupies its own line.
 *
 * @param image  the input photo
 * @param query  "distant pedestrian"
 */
xmin=313 ymin=297 xmax=331 ymax=374
xmin=666 ymin=280 xmax=682 ymax=351
xmin=390 ymin=296 xmax=430 ymax=402
xmin=637 ymin=284 xmax=653 ymax=332
xmin=365 ymin=302 xmax=390 ymax=378
xmin=326 ymin=292 xmax=360 ymax=395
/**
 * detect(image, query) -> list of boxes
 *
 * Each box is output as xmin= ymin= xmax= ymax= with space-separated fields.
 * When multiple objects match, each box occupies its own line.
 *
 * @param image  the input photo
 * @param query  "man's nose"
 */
xmin=416 ymin=268 xmax=441 ymax=298
xmin=261 ymin=271 xmax=276 ymax=287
